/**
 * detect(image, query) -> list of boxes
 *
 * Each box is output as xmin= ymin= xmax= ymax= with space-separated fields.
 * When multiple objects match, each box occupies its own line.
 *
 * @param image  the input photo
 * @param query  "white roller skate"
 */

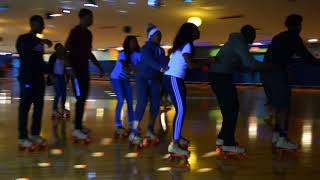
xmin=168 ymin=142 xmax=190 ymax=168
xmin=215 ymin=138 xmax=224 ymax=152
xmin=18 ymin=139 xmax=35 ymax=152
xmin=143 ymin=130 xmax=160 ymax=146
xmin=114 ymin=126 xmax=129 ymax=139
xmin=179 ymin=136 xmax=190 ymax=149
xmin=30 ymin=135 xmax=48 ymax=150
xmin=72 ymin=129 xmax=92 ymax=144
xmin=128 ymin=133 xmax=143 ymax=149
xmin=274 ymin=137 xmax=299 ymax=160
xmin=222 ymin=145 xmax=246 ymax=160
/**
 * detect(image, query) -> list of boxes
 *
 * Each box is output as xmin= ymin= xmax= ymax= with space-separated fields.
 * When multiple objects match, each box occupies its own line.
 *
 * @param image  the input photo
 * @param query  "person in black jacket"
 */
xmin=261 ymin=14 xmax=318 ymax=151
xmin=48 ymin=43 xmax=70 ymax=117
xmin=16 ymin=15 xmax=52 ymax=150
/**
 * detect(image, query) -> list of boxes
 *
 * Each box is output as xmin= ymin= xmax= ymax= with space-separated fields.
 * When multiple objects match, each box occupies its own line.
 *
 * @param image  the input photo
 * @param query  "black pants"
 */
xmin=18 ymin=79 xmax=45 ymax=139
xmin=209 ymin=72 xmax=239 ymax=146
xmin=72 ymin=74 xmax=89 ymax=130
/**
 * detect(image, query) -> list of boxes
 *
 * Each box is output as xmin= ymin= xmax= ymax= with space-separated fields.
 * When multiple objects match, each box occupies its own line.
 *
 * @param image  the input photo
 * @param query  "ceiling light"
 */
xmin=118 ymin=10 xmax=128 ymax=13
xmin=251 ymin=42 xmax=264 ymax=46
xmin=308 ymin=39 xmax=319 ymax=43
xmin=187 ymin=17 xmax=202 ymax=27
xmin=128 ymin=2 xmax=136 ymax=5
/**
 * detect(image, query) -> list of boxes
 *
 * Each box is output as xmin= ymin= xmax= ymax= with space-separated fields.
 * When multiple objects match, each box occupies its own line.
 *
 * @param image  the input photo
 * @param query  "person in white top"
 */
xmin=163 ymin=23 xmax=212 ymax=157
xmin=110 ymin=36 xmax=140 ymax=137
xmin=48 ymin=43 xmax=70 ymax=117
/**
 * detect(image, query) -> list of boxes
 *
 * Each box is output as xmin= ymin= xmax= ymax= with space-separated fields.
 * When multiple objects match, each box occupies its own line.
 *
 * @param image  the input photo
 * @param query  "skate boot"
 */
xmin=52 ymin=110 xmax=62 ymax=118
xmin=215 ymin=138 xmax=224 ymax=153
xmin=274 ymin=137 xmax=299 ymax=160
xmin=143 ymin=130 xmax=160 ymax=146
xmin=81 ymin=126 xmax=91 ymax=134
xmin=18 ymin=139 xmax=35 ymax=152
xmin=72 ymin=129 xmax=92 ymax=144
xmin=222 ymin=145 xmax=246 ymax=160
xmin=128 ymin=133 xmax=143 ymax=149
xmin=271 ymin=132 xmax=280 ymax=151
xmin=61 ymin=109 xmax=70 ymax=118
xmin=30 ymin=135 xmax=48 ymax=150
xmin=114 ymin=126 xmax=129 ymax=139
xmin=179 ymin=136 xmax=190 ymax=149
xmin=168 ymin=142 xmax=190 ymax=168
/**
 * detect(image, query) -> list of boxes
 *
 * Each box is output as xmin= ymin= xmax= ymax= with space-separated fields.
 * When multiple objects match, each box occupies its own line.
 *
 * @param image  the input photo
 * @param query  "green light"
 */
xmin=209 ymin=48 xmax=220 ymax=57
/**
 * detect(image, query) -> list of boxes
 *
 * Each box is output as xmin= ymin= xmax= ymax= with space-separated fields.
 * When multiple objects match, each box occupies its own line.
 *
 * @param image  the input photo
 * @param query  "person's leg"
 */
xmin=170 ymin=76 xmax=186 ymax=141
xmin=72 ymin=75 xmax=89 ymax=130
xmin=111 ymin=79 xmax=125 ymax=127
xmin=131 ymin=78 xmax=148 ymax=133
xmin=163 ymin=75 xmax=189 ymax=155
xmin=209 ymin=73 xmax=238 ymax=146
xmin=18 ymin=81 xmax=33 ymax=139
xmin=60 ymin=75 xmax=67 ymax=110
xmin=31 ymin=80 xmax=45 ymax=137
xmin=148 ymin=80 xmax=161 ymax=132
xmin=123 ymin=80 xmax=134 ymax=127
xmin=53 ymin=75 xmax=61 ymax=112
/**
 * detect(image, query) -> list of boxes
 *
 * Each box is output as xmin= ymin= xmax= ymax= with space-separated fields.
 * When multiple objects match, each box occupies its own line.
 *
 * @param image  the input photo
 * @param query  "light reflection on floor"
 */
xmin=0 ymin=81 xmax=319 ymax=179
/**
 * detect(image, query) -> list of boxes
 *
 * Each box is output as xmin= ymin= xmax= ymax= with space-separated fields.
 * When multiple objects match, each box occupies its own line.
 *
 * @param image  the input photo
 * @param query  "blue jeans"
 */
xmin=135 ymin=77 xmax=161 ymax=131
xmin=53 ymin=75 xmax=67 ymax=111
xmin=111 ymin=79 xmax=134 ymax=127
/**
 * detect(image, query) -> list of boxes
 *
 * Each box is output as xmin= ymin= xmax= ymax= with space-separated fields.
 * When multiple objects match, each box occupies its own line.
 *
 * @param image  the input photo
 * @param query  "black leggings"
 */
xmin=209 ymin=72 xmax=239 ymax=146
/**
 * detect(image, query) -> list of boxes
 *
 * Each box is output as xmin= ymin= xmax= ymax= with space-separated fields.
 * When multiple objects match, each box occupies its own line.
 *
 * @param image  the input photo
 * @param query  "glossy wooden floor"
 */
xmin=0 ymin=79 xmax=319 ymax=180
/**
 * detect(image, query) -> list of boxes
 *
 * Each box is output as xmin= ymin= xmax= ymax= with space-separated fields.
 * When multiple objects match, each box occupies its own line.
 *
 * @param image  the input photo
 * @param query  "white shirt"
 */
xmin=54 ymin=58 xmax=64 ymax=75
xmin=110 ymin=51 xmax=140 ymax=79
xmin=164 ymin=43 xmax=192 ymax=79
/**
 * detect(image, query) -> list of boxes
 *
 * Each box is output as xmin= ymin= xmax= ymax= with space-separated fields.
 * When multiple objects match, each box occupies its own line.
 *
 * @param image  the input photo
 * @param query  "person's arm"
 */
xmin=234 ymin=38 xmax=273 ymax=71
xmin=89 ymin=52 xmax=105 ymax=76
xmin=142 ymin=46 xmax=167 ymax=72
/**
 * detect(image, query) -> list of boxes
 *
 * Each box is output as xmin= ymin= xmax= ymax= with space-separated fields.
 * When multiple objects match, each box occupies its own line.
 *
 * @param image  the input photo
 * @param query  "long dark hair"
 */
xmin=172 ymin=23 xmax=198 ymax=54
xmin=123 ymin=36 xmax=140 ymax=64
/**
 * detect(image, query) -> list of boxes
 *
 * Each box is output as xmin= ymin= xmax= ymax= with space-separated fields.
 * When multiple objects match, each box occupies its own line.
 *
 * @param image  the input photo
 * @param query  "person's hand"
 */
xmin=42 ymin=39 xmax=53 ymax=48
xmin=160 ymin=66 xmax=169 ymax=73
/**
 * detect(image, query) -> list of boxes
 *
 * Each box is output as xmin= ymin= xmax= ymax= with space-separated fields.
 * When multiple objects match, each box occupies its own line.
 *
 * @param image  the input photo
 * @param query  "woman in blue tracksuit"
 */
xmin=110 ymin=36 xmax=140 ymax=137
xmin=163 ymin=23 xmax=212 ymax=156
xmin=128 ymin=24 xmax=169 ymax=145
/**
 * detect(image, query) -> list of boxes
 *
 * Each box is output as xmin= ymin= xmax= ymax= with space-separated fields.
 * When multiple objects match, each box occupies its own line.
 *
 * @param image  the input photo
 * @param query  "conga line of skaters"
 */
xmin=16 ymin=8 xmax=318 ymax=165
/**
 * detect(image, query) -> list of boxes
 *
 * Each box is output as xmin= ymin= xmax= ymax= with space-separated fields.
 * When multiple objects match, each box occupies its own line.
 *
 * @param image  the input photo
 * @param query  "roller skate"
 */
xmin=30 ymin=136 xmax=48 ymax=151
xmin=179 ymin=136 xmax=190 ymax=150
xmin=114 ymin=126 xmax=129 ymax=139
xmin=61 ymin=109 xmax=71 ymax=118
xmin=52 ymin=110 xmax=62 ymax=118
xmin=143 ymin=130 xmax=160 ymax=147
xmin=81 ymin=126 xmax=91 ymax=135
xmin=128 ymin=133 xmax=144 ymax=149
xmin=221 ymin=145 xmax=247 ymax=160
xmin=18 ymin=139 xmax=36 ymax=152
xmin=271 ymin=132 xmax=280 ymax=152
xmin=72 ymin=129 xmax=92 ymax=144
xmin=273 ymin=137 xmax=299 ymax=160
xmin=168 ymin=142 xmax=190 ymax=169
xmin=215 ymin=138 xmax=224 ymax=153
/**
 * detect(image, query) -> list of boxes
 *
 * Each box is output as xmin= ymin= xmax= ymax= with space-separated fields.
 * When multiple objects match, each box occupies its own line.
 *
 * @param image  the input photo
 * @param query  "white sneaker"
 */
xmin=275 ymin=137 xmax=299 ymax=150
xmin=222 ymin=145 xmax=246 ymax=153
xmin=72 ymin=129 xmax=88 ymax=140
xmin=272 ymin=132 xmax=280 ymax=144
xmin=216 ymin=138 xmax=224 ymax=146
